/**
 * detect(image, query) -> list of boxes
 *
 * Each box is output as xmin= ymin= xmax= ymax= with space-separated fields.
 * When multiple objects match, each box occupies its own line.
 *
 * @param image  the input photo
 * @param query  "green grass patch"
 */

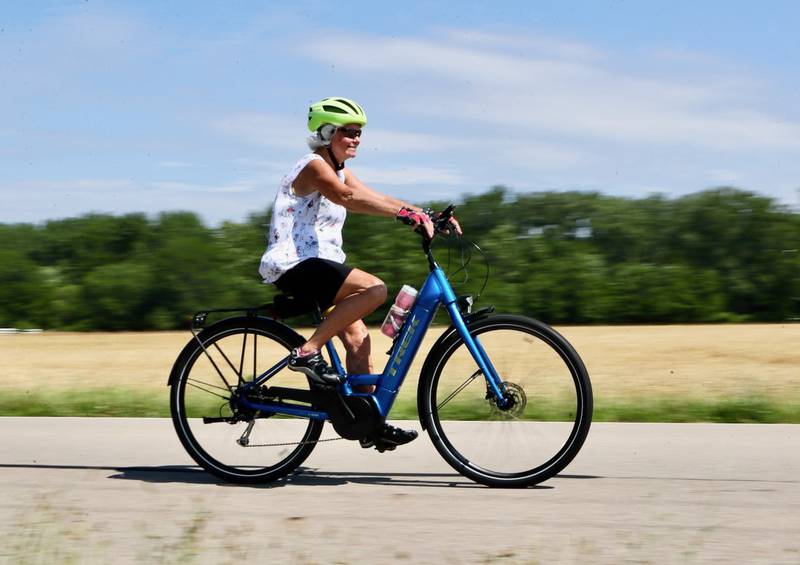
xmin=0 ymin=389 xmax=170 ymax=418
xmin=1 ymin=388 xmax=797 ymax=423
xmin=593 ymin=395 xmax=800 ymax=423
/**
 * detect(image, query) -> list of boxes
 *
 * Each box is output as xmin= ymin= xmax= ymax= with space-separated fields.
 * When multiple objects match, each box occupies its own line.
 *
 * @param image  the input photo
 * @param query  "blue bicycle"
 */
xmin=168 ymin=206 xmax=593 ymax=487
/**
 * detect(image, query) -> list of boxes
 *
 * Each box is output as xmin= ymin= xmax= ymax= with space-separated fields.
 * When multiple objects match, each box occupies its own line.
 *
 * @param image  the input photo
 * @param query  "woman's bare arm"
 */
xmin=293 ymin=160 xmax=422 ymax=216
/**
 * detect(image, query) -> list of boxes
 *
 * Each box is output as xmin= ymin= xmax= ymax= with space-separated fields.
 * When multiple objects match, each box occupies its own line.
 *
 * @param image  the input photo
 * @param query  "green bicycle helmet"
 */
xmin=308 ymin=97 xmax=367 ymax=132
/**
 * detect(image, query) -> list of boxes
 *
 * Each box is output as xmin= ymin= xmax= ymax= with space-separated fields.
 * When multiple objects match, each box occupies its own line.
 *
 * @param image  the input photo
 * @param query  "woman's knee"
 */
xmin=335 ymin=269 xmax=387 ymax=305
xmin=368 ymin=277 xmax=388 ymax=304
xmin=358 ymin=271 xmax=386 ymax=297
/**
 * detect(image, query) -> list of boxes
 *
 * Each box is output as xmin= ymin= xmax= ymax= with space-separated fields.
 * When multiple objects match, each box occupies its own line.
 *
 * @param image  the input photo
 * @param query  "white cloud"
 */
xmin=151 ymin=180 xmax=258 ymax=194
xmin=3 ymin=179 xmax=139 ymax=192
xmin=2 ymin=177 xmax=258 ymax=196
xmin=360 ymin=129 xmax=466 ymax=153
xmin=440 ymin=28 xmax=607 ymax=62
xmin=4 ymin=12 xmax=798 ymax=224
xmin=212 ymin=113 xmax=302 ymax=149
xmin=213 ymin=112 xmax=467 ymax=155
xmin=299 ymin=32 xmax=800 ymax=151
xmin=354 ymin=165 xmax=466 ymax=186
xmin=0 ymin=177 xmax=268 ymax=225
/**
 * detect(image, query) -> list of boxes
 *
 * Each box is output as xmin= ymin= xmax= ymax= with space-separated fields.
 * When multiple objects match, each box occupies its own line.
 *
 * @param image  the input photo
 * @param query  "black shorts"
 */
xmin=274 ymin=258 xmax=354 ymax=310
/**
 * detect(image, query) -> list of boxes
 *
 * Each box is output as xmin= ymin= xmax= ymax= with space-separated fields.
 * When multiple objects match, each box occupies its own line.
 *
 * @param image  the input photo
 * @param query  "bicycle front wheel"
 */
xmin=169 ymin=316 xmax=323 ymax=483
xmin=420 ymin=315 xmax=592 ymax=487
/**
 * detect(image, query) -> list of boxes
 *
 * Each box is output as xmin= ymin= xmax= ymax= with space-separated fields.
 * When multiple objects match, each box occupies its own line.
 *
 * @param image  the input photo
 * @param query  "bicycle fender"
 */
xmin=166 ymin=315 xmax=305 ymax=386
xmin=415 ymin=307 xmax=494 ymax=429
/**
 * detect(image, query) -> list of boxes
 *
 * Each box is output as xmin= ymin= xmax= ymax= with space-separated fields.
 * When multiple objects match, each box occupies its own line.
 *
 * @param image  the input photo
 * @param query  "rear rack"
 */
xmin=191 ymin=294 xmax=320 ymax=329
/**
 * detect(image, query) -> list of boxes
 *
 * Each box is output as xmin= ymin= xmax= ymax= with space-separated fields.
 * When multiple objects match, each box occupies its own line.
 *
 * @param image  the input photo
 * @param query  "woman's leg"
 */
xmin=291 ymin=269 xmax=415 ymax=445
xmin=337 ymin=320 xmax=375 ymax=393
xmin=299 ymin=269 xmax=387 ymax=353
xmin=337 ymin=320 xmax=373 ymax=374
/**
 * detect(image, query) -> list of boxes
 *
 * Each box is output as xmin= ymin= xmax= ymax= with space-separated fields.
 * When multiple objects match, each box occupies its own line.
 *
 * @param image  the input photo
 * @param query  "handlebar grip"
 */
xmin=432 ymin=204 xmax=456 ymax=234
xmin=440 ymin=204 xmax=455 ymax=218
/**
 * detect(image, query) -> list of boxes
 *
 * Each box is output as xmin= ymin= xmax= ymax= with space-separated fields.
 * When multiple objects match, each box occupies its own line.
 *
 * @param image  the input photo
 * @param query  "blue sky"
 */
xmin=2 ymin=1 xmax=799 ymax=225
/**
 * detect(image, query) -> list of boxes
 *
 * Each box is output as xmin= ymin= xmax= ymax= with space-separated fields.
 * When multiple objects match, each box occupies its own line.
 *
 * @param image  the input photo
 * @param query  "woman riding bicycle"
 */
xmin=258 ymin=96 xmax=460 ymax=449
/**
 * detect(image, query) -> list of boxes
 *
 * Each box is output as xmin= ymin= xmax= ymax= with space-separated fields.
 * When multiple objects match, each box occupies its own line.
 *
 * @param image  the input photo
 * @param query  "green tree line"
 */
xmin=1 ymin=187 xmax=798 ymax=330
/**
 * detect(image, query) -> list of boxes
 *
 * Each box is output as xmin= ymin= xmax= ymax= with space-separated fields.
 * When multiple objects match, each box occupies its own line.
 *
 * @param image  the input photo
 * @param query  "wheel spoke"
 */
xmin=186 ymin=378 xmax=231 ymax=401
xmin=237 ymin=329 xmax=248 ymax=384
xmin=210 ymin=340 xmax=241 ymax=382
xmin=190 ymin=327 xmax=236 ymax=391
xmin=436 ymin=369 xmax=482 ymax=410
xmin=253 ymin=331 xmax=258 ymax=380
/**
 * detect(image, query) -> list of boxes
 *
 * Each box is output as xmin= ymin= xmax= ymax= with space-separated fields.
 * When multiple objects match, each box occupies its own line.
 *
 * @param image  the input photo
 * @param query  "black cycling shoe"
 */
xmin=360 ymin=424 xmax=418 ymax=452
xmin=287 ymin=348 xmax=343 ymax=386
xmin=380 ymin=424 xmax=418 ymax=447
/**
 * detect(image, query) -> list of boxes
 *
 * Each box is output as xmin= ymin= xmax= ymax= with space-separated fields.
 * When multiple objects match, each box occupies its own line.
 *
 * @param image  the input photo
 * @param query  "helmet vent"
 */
xmin=336 ymin=99 xmax=361 ymax=115
xmin=322 ymin=105 xmax=348 ymax=114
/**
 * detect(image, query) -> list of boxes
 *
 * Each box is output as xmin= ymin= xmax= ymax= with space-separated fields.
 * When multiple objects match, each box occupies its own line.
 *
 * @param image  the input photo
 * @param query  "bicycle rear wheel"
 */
xmin=420 ymin=315 xmax=592 ymax=487
xmin=169 ymin=316 xmax=323 ymax=483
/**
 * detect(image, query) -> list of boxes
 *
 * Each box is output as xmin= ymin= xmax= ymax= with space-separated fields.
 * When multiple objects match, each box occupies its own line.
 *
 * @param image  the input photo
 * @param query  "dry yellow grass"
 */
xmin=2 ymin=324 xmax=798 ymax=405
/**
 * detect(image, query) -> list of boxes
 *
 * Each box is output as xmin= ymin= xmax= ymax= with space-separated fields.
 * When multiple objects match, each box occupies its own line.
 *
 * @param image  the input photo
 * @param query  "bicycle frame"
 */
xmin=237 ymin=256 xmax=506 ymax=421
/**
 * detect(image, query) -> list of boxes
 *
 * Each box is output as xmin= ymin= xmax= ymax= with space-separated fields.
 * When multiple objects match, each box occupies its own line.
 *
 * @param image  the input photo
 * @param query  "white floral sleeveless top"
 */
xmin=259 ymin=153 xmax=347 ymax=283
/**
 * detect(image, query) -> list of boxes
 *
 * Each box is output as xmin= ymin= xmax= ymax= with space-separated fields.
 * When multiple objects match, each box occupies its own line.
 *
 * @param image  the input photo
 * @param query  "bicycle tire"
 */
xmin=419 ymin=314 xmax=592 ymax=487
xmin=169 ymin=316 xmax=323 ymax=483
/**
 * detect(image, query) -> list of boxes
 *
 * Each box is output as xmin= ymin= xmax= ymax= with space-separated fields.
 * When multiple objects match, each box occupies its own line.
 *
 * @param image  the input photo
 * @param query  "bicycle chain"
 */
xmin=240 ymin=436 xmax=344 ymax=448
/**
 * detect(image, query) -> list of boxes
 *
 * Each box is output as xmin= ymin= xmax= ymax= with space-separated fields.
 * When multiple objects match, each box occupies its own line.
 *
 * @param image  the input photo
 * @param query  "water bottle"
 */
xmin=380 ymin=285 xmax=418 ymax=338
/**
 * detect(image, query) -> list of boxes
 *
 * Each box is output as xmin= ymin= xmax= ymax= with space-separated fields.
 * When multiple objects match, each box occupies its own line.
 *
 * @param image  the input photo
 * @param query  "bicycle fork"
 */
xmin=435 ymin=270 xmax=509 ymax=407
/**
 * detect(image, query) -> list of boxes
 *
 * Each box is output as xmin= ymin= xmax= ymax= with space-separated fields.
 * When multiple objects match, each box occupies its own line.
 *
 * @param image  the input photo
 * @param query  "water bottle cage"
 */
xmin=385 ymin=321 xmax=404 ymax=355
xmin=383 ymin=306 xmax=413 ymax=355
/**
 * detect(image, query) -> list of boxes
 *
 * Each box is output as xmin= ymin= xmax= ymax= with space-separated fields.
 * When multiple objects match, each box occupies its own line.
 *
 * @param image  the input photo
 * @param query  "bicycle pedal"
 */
xmin=308 ymin=380 xmax=337 ymax=392
xmin=374 ymin=440 xmax=396 ymax=453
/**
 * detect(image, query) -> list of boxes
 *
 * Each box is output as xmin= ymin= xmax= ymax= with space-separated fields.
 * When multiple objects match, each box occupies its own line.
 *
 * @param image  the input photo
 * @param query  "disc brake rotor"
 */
xmin=487 ymin=381 xmax=527 ymax=419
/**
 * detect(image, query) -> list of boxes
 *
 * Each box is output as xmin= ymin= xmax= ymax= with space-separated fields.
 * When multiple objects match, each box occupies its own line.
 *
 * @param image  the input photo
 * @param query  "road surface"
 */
xmin=0 ymin=418 xmax=798 ymax=563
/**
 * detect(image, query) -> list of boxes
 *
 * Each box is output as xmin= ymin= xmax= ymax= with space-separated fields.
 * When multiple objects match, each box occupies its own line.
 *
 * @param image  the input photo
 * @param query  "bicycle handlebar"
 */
xmin=413 ymin=204 xmax=456 ymax=269
xmin=416 ymin=204 xmax=456 ymax=243
xmin=433 ymin=204 xmax=456 ymax=232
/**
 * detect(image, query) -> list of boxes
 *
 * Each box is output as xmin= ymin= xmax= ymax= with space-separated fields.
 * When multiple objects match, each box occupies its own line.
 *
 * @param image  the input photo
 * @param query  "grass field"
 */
xmin=1 ymin=323 xmax=798 ymax=421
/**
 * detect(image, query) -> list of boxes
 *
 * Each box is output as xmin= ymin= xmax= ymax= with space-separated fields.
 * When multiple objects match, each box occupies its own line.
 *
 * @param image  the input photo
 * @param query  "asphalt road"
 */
xmin=0 ymin=418 xmax=798 ymax=564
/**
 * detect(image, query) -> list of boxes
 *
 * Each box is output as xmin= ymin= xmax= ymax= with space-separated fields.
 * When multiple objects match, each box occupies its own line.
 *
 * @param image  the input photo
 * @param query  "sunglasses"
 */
xmin=337 ymin=127 xmax=363 ymax=139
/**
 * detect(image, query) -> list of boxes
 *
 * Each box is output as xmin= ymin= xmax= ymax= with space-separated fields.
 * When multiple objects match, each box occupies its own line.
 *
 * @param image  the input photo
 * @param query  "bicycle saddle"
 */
xmin=268 ymin=293 xmax=318 ymax=319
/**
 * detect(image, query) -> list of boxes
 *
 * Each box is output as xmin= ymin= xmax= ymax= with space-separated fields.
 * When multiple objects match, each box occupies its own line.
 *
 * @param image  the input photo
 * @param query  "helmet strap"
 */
xmin=326 ymin=146 xmax=345 ymax=171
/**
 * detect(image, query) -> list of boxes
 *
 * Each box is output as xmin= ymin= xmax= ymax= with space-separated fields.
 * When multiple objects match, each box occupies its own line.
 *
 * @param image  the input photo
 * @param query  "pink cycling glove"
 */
xmin=396 ymin=207 xmax=431 ymax=228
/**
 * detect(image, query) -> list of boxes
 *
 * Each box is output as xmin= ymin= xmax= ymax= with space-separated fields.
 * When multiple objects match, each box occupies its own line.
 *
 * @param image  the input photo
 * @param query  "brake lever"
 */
xmin=433 ymin=204 xmax=457 ymax=235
